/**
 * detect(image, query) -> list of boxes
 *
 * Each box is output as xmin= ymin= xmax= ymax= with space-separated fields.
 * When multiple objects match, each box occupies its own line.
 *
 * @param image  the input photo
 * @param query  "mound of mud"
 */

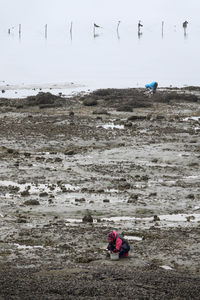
xmin=81 ymin=88 xmax=152 ymax=111
xmin=151 ymin=91 xmax=199 ymax=103
xmin=0 ymin=92 xmax=64 ymax=109
xmin=25 ymin=92 xmax=63 ymax=108
xmin=80 ymin=88 xmax=199 ymax=112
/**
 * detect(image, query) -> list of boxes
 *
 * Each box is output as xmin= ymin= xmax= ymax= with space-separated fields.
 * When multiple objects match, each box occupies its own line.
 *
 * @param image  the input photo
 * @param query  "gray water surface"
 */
xmin=1 ymin=0 xmax=200 ymax=89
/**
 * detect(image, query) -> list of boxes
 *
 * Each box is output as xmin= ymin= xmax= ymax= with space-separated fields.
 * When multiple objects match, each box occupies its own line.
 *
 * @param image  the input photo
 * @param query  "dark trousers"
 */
xmin=108 ymin=243 xmax=130 ymax=257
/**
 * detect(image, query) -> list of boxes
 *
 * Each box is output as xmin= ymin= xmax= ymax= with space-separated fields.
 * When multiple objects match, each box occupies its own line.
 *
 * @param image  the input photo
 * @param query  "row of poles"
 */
xmin=8 ymin=20 xmax=189 ymax=40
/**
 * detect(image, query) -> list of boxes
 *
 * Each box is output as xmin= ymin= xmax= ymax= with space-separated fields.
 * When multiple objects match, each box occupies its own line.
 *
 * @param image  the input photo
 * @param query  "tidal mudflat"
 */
xmin=0 ymin=87 xmax=200 ymax=299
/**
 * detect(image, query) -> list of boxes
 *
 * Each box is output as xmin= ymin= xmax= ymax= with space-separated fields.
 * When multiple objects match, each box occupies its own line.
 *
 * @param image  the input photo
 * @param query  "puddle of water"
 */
xmin=160 ymin=265 xmax=173 ymax=270
xmin=99 ymin=123 xmax=124 ymax=130
xmin=124 ymin=236 xmax=143 ymax=241
xmin=65 ymin=218 xmax=82 ymax=224
xmin=182 ymin=116 xmax=200 ymax=122
xmin=159 ymin=214 xmax=200 ymax=222
xmin=0 ymin=180 xmax=78 ymax=195
xmin=194 ymin=206 xmax=200 ymax=211
xmin=13 ymin=243 xmax=44 ymax=250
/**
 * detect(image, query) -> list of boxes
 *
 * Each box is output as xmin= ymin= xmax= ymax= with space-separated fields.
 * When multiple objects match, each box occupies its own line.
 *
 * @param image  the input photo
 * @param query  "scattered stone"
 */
xmin=21 ymin=190 xmax=30 ymax=197
xmin=118 ymin=182 xmax=131 ymax=190
xmin=187 ymin=194 xmax=195 ymax=199
xmin=7 ymin=148 xmax=14 ymax=154
xmin=82 ymin=214 xmax=93 ymax=223
xmin=54 ymin=157 xmax=62 ymax=163
xmin=186 ymin=216 xmax=195 ymax=222
xmin=124 ymin=121 xmax=132 ymax=127
xmin=149 ymin=192 xmax=157 ymax=197
xmin=93 ymin=109 xmax=109 ymax=115
xmin=64 ymin=150 xmax=75 ymax=155
xmin=153 ymin=215 xmax=160 ymax=222
xmin=69 ymin=111 xmax=74 ymax=117
xmin=75 ymin=198 xmax=86 ymax=203
xmin=83 ymin=98 xmax=97 ymax=106
xmin=128 ymin=115 xmax=146 ymax=121
xmin=24 ymin=200 xmax=40 ymax=206
xmin=17 ymin=218 xmax=27 ymax=223
xmin=39 ymin=192 xmax=48 ymax=197
xmin=24 ymin=152 xmax=31 ymax=157
xmin=103 ymin=199 xmax=110 ymax=203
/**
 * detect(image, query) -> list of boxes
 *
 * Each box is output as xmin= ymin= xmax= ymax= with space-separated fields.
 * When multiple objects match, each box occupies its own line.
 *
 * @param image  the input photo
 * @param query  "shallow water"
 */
xmin=1 ymin=0 xmax=200 ymax=91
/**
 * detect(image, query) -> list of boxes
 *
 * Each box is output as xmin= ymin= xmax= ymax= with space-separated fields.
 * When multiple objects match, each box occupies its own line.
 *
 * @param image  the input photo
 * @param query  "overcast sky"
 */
xmin=1 ymin=0 xmax=200 ymax=26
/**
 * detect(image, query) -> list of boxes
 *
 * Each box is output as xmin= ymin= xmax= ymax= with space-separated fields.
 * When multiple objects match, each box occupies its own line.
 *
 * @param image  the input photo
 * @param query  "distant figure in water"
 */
xmin=106 ymin=230 xmax=130 ymax=258
xmin=183 ymin=20 xmax=188 ymax=36
xmin=138 ymin=20 xmax=143 ymax=37
xmin=145 ymin=81 xmax=158 ymax=95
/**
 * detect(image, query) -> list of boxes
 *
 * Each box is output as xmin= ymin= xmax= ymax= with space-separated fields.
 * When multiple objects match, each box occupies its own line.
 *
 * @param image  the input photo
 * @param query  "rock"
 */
xmin=103 ymin=199 xmax=110 ymax=203
xmin=1 ymin=90 xmax=5 ymax=93
xmin=186 ymin=216 xmax=195 ymax=222
xmin=124 ymin=122 xmax=132 ymax=127
xmin=17 ymin=218 xmax=27 ymax=223
xmin=24 ymin=152 xmax=31 ymax=157
xmin=117 ymin=105 xmax=133 ymax=112
xmin=75 ymin=198 xmax=86 ymax=203
xmin=118 ymin=182 xmax=131 ymax=190
xmin=153 ymin=215 xmax=160 ymax=222
xmin=24 ymin=200 xmax=40 ymax=206
xmin=149 ymin=192 xmax=157 ymax=197
xmin=82 ymin=214 xmax=93 ymax=223
xmin=26 ymin=92 xmax=62 ymax=106
xmin=128 ymin=115 xmax=146 ymax=121
xmin=21 ymin=190 xmax=30 ymax=197
xmin=69 ymin=111 xmax=74 ymax=117
xmin=83 ymin=98 xmax=97 ymax=106
xmin=54 ymin=157 xmax=62 ymax=162
xmin=127 ymin=194 xmax=138 ymax=203
xmin=187 ymin=194 xmax=195 ymax=199
xmin=64 ymin=150 xmax=75 ymax=155
xmin=39 ymin=192 xmax=48 ymax=197
xmin=7 ymin=148 xmax=14 ymax=154
xmin=93 ymin=109 xmax=109 ymax=115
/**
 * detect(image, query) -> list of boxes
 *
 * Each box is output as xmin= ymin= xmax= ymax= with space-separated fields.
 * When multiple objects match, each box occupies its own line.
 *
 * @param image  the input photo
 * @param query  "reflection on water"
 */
xmin=0 ymin=20 xmax=200 ymax=89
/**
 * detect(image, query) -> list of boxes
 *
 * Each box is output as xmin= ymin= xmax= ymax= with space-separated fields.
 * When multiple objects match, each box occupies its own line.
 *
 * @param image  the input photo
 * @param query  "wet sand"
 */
xmin=0 ymin=87 xmax=200 ymax=299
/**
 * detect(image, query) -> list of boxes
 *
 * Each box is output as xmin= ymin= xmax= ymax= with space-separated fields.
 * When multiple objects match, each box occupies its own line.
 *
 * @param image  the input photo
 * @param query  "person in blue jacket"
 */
xmin=145 ymin=81 xmax=158 ymax=94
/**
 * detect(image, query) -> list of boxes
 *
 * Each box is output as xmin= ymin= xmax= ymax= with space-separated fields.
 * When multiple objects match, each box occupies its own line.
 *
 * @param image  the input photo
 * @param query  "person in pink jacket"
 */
xmin=107 ymin=230 xmax=130 ymax=257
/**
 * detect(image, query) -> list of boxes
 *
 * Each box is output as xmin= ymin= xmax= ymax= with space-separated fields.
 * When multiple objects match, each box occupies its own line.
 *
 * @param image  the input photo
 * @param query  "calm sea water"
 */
xmin=1 ymin=0 xmax=200 ymax=90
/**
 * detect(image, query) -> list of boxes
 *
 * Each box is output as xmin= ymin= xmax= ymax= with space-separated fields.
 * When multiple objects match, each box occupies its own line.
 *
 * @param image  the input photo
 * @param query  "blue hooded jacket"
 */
xmin=145 ymin=81 xmax=157 ymax=90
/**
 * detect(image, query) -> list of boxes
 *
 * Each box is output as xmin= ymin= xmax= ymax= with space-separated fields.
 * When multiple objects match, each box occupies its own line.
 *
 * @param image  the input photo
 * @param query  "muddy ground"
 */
xmin=0 ymin=87 xmax=200 ymax=299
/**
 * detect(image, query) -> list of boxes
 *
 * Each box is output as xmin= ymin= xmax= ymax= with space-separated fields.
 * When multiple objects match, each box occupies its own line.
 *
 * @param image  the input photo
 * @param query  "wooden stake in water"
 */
xmin=70 ymin=22 xmax=73 ymax=40
xmin=45 ymin=24 xmax=48 ymax=39
xmin=117 ymin=21 xmax=121 ymax=39
xmin=162 ymin=21 xmax=164 ymax=38
xmin=19 ymin=24 xmax=21 ymax=39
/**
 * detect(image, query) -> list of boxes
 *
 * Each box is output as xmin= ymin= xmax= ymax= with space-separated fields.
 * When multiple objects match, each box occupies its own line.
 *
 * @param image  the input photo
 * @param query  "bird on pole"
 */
xmin=93 ymin=22 xmax=102 ymax=38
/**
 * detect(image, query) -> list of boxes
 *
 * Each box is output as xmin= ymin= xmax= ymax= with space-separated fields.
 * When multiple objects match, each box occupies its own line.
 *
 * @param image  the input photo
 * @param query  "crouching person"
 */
xmin=107 ymin=230 xmax=130 ymax=257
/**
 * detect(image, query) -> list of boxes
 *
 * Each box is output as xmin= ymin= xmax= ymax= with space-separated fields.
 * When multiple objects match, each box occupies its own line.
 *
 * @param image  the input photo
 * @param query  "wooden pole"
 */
xmin=117 ymin=21 xmax=121 ymax=39
xmin=19 ymin=24 xmax=21 ymax=38
xmin=45 ymin=24 xmax=48 ymax=39
xmin=162 ymin=21 xmax=164 ymax=38
xmin=70 ymin=22 xmax=73 ymax=40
